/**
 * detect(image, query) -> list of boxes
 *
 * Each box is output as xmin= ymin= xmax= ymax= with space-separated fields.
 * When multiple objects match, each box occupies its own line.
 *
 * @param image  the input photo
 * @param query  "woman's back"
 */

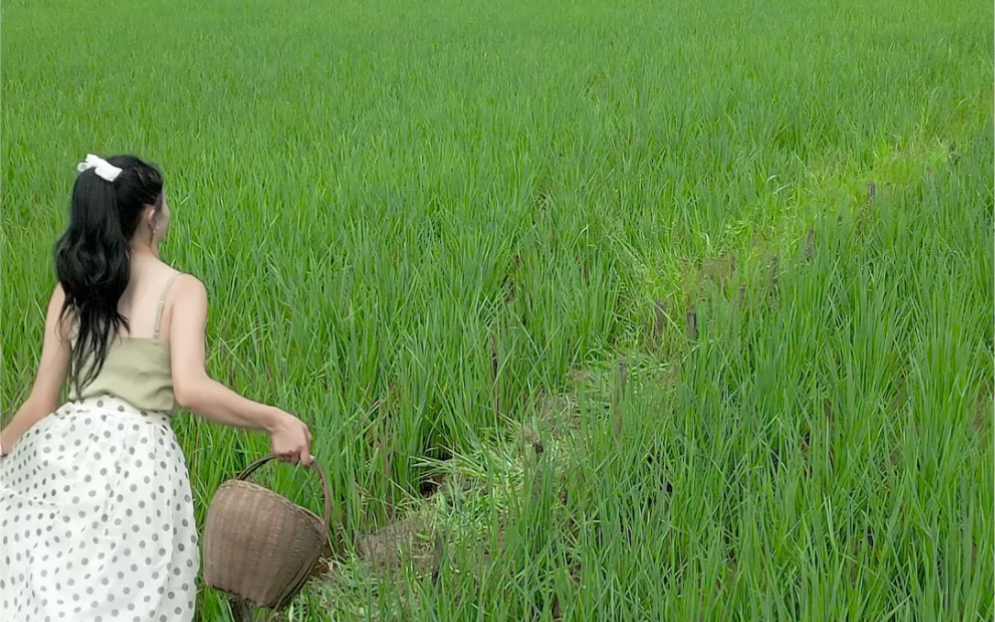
xmin=72 ymin=265 xmax=182 ymax=411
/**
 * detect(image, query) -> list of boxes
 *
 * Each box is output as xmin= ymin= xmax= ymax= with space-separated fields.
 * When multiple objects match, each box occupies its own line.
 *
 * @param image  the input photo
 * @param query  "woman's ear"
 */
xmin=146 ymin=204 xmax=159 ymax=231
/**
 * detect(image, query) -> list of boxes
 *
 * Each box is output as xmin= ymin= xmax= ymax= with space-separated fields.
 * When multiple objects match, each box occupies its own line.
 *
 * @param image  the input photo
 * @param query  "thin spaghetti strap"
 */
xmin=152 ymin=271 xmax=184 ymax=341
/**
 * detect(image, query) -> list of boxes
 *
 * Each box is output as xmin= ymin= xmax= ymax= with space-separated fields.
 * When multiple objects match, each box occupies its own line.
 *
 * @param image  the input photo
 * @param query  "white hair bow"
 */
xmin=76 ymin=154 xmax=122 ymax=182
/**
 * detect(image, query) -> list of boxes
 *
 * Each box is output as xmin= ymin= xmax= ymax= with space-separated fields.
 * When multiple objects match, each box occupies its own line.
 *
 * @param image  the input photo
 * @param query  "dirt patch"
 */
xmin=418 ymin=474 xmax=444 ymax=498
xmin=535 ymin=390 xmax=579 ymax=439
xmin=356 ymin=518 xmax=437 ymax=575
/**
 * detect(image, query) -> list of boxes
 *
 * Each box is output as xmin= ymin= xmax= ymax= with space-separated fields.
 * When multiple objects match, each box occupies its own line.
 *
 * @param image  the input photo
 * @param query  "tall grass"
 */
xmin=2 ymin=0 xmax=992 ymax=619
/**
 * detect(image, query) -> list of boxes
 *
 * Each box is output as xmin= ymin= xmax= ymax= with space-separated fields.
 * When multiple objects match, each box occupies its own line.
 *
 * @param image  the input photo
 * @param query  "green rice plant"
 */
xmin=2 ymin=0 xmax=991 ymax=619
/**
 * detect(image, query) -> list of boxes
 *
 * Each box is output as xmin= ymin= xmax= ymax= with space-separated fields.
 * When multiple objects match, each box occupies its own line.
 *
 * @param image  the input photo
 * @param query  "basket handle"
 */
xmin=236 ymin=455 xmax=333 ymax=537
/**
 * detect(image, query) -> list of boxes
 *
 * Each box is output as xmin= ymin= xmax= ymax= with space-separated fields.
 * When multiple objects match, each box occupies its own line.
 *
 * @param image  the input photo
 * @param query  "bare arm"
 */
xmin=168 ymin=275 xmax=312 ymax=464
xmin=1 ymin=285 xmax=72 ymax=454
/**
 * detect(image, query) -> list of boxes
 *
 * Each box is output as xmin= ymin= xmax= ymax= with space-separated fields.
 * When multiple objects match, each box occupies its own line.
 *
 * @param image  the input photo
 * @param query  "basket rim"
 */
xmin=208 ymin=479 xmax=324 ymax=528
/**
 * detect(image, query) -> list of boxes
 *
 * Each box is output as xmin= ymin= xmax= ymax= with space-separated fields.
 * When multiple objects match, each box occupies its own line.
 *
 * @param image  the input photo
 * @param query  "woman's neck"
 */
xmin=131 ymin=240 xmax=160 ymax=260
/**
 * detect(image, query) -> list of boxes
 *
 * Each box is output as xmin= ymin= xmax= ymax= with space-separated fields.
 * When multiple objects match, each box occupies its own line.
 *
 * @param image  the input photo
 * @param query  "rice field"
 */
xmin=2 ymin=0 xmax=993 ymax=619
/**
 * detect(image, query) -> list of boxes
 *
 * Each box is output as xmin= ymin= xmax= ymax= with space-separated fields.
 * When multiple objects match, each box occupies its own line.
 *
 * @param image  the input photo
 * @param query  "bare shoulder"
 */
xmin=168 ymin=274 xmax=209 ymax=317
xmin=173 ymin=273 xmax=207 ymax=297
xmin=49 ymin=282 xmax=66 ymax=308
xmin=46 ymin=282 xmax=72 ymax=337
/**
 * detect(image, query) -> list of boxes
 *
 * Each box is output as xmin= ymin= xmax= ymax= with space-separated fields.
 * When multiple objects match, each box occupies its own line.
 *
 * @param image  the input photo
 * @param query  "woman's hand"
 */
xmin=266 ymin=409 xmax=313 ymax=466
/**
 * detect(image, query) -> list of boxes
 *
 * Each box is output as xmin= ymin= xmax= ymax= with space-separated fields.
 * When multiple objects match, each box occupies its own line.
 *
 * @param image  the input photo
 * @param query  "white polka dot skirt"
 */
xmin=0 ymin=396 xmax=198 ymax=622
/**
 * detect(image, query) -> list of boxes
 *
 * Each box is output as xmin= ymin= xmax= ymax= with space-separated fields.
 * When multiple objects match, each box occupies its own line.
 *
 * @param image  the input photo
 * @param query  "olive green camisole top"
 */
xmin=70 ymin=272 xmax=182 ymax=413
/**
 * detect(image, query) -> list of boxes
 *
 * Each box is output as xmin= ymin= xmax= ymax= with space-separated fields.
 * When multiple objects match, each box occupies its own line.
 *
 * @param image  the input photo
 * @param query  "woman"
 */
xmin=0 ymin=154 xmax=313 ymax=622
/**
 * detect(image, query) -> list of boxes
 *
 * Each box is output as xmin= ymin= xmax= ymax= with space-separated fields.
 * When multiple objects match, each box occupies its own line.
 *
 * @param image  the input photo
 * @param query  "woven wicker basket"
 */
xmin=202 ymin=455 xmax=332 ymax=610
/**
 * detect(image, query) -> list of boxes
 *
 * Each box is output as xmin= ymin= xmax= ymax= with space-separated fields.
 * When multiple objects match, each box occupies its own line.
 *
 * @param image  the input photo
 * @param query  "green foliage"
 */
xmin=2 ymin=0 xmax=991 ymax=619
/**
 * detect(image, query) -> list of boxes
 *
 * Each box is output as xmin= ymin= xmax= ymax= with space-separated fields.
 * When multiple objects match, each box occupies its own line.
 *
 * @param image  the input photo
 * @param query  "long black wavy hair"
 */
xmin=54 ymin=155 xmax=164 ymax=396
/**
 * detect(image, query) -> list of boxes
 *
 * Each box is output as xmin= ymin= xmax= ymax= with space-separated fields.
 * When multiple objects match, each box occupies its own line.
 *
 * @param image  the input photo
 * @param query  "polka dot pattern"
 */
xmin=0 ymin=396 xmax=197 ymax=621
